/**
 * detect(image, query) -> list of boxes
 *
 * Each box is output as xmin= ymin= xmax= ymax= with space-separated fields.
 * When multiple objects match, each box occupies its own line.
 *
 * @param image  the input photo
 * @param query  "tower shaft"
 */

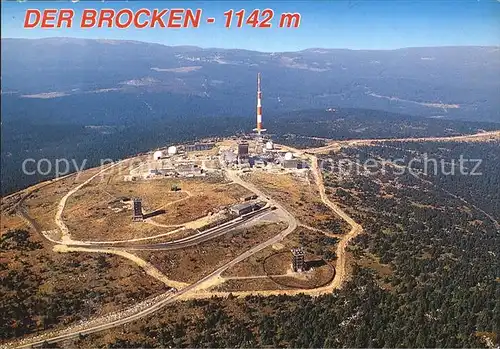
xmin=253 ymin=72 xmax=266 ymax=135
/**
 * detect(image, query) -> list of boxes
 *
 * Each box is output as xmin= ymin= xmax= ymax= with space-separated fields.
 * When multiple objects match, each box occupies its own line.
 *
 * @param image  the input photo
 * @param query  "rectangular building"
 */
xmin=132 ymin=198 xmax=143 ymax=222
xmin=291 ymin=247 xmax=305 ymax=272
xmin=185 ymin=143 xmax=215 ymax=152
xmin=283 ymin=159 xmax=300 ymax=169
xmin=230 ymin=200 xmax=265 ymax=216
xmin=237 ymin=143 xmax=249 ymax=159
xmin=240 ymin=194 xmax=258 ymax=202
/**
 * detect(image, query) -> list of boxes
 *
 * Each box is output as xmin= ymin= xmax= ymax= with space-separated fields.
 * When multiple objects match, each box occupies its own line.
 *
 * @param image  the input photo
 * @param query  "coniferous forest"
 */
xmin=65 ymin=140 xmax=500 ymax=348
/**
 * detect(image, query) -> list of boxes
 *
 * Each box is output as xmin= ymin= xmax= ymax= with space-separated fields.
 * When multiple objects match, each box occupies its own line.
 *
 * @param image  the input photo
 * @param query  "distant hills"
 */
xmin=2 ymin=38 xmax=500 ymax=194
xmin=2 ymin=37 xmax=499 ymax=123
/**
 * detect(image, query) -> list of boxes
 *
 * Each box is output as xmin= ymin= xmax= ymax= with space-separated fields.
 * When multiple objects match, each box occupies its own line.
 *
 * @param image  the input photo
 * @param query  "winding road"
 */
xmin=7 ymin=168 xmax=299 ymax=349
xmin=307 ymin=130 xmax=500 ymax=154
xmin=8 ymin=130 xmax=497 ymax=348
xmin=7 ymin=154 xmax=352 ymax=348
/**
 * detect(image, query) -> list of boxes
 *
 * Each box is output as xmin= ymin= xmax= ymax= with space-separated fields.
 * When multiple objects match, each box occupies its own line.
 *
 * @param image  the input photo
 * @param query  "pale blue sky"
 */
xmin=1 ymin=0 xmax=499 ymax=51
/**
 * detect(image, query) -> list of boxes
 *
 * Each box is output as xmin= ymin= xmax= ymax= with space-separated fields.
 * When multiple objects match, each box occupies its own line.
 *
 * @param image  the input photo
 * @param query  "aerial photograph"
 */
xmin=0 ymin=0 xmax=499 ymax=348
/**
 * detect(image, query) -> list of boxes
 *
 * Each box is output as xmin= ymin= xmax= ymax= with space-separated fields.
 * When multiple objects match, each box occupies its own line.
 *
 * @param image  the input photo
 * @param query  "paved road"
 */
xmin=307 ymin=130 xmax=500 ymax=154
xmin=6 ymin=130 xmax=499 ymax=348
xmin=54 ymin=161 xmax=126 ymax=244
xmin=191 ymin=153 xmax=363 ymax=298
xmin=307 ymin=153 xmax=363 ymax=290
xmin=8 ymin=171 xmax=298 ymax=349
xmin=81 ymin=207 xmax=273 ymax=251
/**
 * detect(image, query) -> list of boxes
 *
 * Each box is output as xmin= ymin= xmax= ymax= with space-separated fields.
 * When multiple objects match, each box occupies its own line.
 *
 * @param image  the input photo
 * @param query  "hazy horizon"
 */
xmin=2 ymin=36 xmax=500 ymax=54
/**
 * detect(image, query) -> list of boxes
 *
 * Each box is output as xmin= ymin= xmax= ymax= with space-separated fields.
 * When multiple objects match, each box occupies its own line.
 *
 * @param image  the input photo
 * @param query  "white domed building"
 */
xmin=167 ymin=146 xmax=177 ymax=156
xmin=153 ymin=150 xmax=163 ymax=161
xmin=284 ymin=152 xmax=294 ymax=160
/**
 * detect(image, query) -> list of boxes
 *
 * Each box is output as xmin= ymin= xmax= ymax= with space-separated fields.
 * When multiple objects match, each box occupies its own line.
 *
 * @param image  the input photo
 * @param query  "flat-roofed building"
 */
xmin=283 ymin=159 xmax=300 ymax=169
xmin=240 ymin=194 xmax=258 ymax=202
xmin=185 ymin=143 xmax=215 ymax=152
xmin=229 ymin=200 xmax=265 ymax=216
xmin=175 ymin=164 xmax=203 ymax=177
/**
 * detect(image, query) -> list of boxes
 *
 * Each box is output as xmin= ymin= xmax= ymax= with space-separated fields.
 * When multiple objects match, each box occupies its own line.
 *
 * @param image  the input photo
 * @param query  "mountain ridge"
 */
xmin=3 ymin=36 xmax=499 ymax=52
xmin=2 ymin=37 xmax=499 ymax=123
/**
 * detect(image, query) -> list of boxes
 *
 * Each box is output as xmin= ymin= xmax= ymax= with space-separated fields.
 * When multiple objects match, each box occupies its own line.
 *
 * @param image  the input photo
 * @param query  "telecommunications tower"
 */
xmin=253 ymin=72 xmax=266 ymax=136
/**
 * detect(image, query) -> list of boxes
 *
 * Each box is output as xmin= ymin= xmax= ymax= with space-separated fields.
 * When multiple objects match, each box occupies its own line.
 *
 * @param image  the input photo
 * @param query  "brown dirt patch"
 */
xmin=136 ymin=222 xmax=287 ymax=284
